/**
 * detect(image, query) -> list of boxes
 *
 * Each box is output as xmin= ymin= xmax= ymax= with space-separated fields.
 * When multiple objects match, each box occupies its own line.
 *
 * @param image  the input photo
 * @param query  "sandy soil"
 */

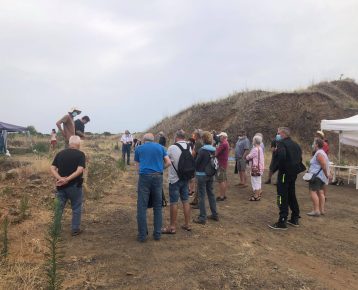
xmin=57 ymin=163 xmax=358 ymax=290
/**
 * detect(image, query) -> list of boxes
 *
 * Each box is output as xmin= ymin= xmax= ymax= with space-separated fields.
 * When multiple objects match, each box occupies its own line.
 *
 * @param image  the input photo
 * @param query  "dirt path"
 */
xmin=60 ymin=163 xmax=358 ymax=290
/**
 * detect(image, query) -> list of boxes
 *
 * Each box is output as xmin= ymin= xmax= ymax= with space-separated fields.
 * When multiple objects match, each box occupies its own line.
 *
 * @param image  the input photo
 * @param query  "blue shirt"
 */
xmin=134 ymin=142 xmax=168 ymax=174
xmin=235 ymin=137 xmax=250 ymax=159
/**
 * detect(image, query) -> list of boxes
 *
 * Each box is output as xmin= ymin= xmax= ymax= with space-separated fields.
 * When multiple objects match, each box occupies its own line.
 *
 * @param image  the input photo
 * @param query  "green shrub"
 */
xmin=1 ymin=216 xmax=9 ymax=259
xmin=117 ymin=158 xmax=126 ymax=171
xmin=87 ymin=154 xmax=120 ymax=200
xmin=33 ymin=142 xmax=49 ymax=153
xmin=19 ymin=195 xmax=29 ymax=221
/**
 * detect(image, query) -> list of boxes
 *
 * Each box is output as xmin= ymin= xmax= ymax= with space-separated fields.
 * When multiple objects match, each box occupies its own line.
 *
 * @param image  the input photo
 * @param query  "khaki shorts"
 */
xmin=237 ymin=159 xmax=247 ymax=172
xmin=216 ymin=167 xmax=227 ymax=183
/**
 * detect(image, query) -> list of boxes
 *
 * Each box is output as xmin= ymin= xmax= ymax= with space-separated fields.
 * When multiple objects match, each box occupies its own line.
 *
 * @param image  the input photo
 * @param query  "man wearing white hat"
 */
xmin=56 ymin=107 xmax=82 ymax=147
xmin=216 ymin=132 xmax=230 ymax=201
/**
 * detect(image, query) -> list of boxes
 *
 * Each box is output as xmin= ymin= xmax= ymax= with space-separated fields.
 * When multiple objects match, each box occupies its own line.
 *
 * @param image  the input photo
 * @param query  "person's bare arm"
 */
xmin=50 ymin=165 xmax=62 ymax=180
xmin=164 ymin=156 xmax=171 ymax=169
xmin=243 ymin=149 xmax=249 ymax=160
xmin=317 ymin=153 xmax=329 ymax=179
xmin=76 ymin=130 xmax=85 ymax=138
xmin=56 ymin=166 xmax=85 ymax=187
xmin=56 ymin=115 xmax=68 ymax=138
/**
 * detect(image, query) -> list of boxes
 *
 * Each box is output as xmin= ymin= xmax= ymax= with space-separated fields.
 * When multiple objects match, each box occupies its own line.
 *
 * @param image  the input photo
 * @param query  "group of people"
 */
xmin=134 ymin=127 xmax=332 ymax=241
xmin=49 ymin=108 xmax=90 ymax=236
xmin=50 ymin=112 xmax=332 ymax=239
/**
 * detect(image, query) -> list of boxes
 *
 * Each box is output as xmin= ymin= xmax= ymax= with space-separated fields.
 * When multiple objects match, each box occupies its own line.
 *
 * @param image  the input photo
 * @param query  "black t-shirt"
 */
xmin=159 ymin=136 xmax=166 ymax=147
xmin=74 ymin=119 xmax=85 ymax=136
xmin=52 ymin=148 xmax=86 ymax=189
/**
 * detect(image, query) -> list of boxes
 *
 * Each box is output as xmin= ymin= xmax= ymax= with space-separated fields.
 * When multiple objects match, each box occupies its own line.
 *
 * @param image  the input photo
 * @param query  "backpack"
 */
xmin=172 ymin=143 xmax=196 ymax=181
xmin=204 ymin=150 xmax=219 ymax=177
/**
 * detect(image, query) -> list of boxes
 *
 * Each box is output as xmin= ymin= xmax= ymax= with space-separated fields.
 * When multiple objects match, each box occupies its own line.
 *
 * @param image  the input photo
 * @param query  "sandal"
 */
xmin=181 ymin=225 xmax=192 ymax=231
xmin=161 ymin=227 xmax=176 ymax=234
xmin=249 ymin=195 xmax=261 ymax=201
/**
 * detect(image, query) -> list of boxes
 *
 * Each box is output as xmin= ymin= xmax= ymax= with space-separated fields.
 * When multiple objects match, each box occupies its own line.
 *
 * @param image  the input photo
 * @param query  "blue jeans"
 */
xmin=137 ymin=174 xmax=163 ymax=241
xmin=56 ymin=184 xmax=83 ymax=231
xmin=122 ymin=144 xmax=131 ymax=165
xmin=197 ymin=175 xmax=218 ymax=221
xmin=169 ymin=180 xmax=189 ymax=204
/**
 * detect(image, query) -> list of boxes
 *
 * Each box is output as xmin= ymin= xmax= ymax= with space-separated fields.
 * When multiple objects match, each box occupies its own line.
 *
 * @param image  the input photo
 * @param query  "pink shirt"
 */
xmin=246 ymin=146 xmax=264 ymax=175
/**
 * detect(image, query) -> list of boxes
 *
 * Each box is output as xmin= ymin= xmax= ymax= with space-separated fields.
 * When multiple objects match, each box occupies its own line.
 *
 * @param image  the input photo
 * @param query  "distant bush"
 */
xmin=33 ymin=142 xmax=49 ymax=153
xmin=26 ymin=125 xmax=38 ymax=135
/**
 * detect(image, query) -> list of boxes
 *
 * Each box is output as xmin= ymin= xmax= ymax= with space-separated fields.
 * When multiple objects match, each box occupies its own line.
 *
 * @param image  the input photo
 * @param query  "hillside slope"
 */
xmin=149 ymin=79 xmax=358 ymax=144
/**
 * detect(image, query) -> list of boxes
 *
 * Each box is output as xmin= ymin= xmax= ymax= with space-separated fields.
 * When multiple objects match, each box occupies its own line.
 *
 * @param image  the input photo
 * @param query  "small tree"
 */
xmin=1 ymin=216 xmax=9 ymax=259
xmin=45 ymin=198 xmax=63 ymax=290
xmin=26 ymin=125 xmax=38 ymax=135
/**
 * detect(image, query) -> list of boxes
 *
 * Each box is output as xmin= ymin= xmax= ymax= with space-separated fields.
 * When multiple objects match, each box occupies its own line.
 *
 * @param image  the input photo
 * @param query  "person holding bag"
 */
xmin=306 ymin=138 xmax=331 ymax=217
xmin=246 ymin=135 xmax=265 ymax=201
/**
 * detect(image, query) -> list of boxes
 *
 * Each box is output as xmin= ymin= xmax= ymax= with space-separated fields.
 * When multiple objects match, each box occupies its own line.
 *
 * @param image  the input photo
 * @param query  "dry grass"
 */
xmin=0 ymin=260 xmax=46 ymax=290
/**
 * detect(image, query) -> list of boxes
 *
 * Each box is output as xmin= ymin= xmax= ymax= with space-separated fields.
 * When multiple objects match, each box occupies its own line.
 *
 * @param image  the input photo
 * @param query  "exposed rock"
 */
xmin=31 ymin=179 xmax=42 ymax=185
xmin=29 ymin=174 xmax=41 ymax=181
xmin=5 ymin=169 xmax=19 ymax=180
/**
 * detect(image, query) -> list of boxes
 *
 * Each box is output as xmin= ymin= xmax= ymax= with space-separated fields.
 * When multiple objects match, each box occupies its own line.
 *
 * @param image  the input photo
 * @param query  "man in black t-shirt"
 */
xmin=51 ymin=135 xmax=86 ymax=236
xmin=75 ymin=116 xmax=90 ymax=139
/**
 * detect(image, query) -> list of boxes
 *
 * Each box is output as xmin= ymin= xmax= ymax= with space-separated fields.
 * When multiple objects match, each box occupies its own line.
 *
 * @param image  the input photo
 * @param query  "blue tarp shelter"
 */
xmin=0 ymin=122 xmax=29 ymax=154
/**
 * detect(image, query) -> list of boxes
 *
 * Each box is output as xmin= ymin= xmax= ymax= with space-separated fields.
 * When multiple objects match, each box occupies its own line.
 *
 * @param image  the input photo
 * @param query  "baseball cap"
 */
xmin=218 ymin=132 xmax=228 ymax=138
xmin=316 ymin=130 xmax=325 ymax=138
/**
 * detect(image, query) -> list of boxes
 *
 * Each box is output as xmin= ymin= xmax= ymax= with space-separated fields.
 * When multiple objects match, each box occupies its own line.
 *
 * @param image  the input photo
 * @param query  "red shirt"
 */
xmin=216 ymin=140 xmax=229 ymax=169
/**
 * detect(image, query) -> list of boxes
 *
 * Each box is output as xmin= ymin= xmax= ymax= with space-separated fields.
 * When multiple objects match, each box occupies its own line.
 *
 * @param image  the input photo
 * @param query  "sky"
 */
xmin=1 ymin=0 xmax=358 ymax=133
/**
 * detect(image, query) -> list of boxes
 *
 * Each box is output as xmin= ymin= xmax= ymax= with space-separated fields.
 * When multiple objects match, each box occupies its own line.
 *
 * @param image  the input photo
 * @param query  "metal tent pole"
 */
xmin=338 ymin=131 xmax=341 ymax=165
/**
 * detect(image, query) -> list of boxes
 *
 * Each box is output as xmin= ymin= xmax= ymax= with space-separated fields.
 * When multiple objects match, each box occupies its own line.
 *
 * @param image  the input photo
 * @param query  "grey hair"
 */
xmin=175 ymin=129 xmax=186 ymax=140
xmin=69 ymin=135 xmax=81 ymax=145
xmin=194 ymin=129 xmax=203 ymax=138
xmin=278 ymin=127 xmax=290 ymax=137
xmin=143 ymin=133 xmax=155 ymax=142
xmin=252 ymin=135 xmax=262 ymax=145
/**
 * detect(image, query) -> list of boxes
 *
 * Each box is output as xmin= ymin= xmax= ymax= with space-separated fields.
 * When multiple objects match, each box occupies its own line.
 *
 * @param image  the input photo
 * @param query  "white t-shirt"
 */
xmin=167 ymin=141 xmax=191 ymax=184
xmin=121 ymin=134 xmax=133 ymax=144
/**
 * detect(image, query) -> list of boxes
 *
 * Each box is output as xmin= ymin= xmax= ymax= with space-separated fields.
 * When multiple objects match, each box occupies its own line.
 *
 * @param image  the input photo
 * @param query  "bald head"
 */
xmin=69 ymin=135 xmax=81 ymax=149
xmin=143 ymin=133 xmax=155 ymax=142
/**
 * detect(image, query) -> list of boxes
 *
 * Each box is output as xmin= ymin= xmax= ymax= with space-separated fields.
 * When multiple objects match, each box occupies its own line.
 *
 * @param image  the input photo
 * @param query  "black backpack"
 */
xmin=172 ymin=143 xmax=196 ymax=181
xmin=204 ymin=150 xmax=219 ymax=177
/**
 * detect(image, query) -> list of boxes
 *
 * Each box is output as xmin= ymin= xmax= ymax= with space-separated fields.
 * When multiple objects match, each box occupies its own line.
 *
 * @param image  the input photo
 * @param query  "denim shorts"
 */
xmin=169 ymin=179 xmax=189 ymax=204
xmin=309 ymin=177 xmax=325 ymax=191
xmin=216 ymin=167 xmax=227 ymax=183
xmin=237 ymin=159 xmax=247 ymax=171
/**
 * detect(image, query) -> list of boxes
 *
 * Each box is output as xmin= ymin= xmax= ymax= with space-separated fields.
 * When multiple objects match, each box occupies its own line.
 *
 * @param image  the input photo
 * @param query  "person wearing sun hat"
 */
xmin=315 ymin=130 xmax=329 ymax=155
xmin=56 ymin=107 xmax=82 ymax=147
xmin=215 ymin=132 xmax=230 ymax=201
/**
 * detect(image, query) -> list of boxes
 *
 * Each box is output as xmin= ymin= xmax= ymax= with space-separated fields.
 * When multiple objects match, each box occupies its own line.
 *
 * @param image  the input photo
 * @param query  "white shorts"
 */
xmin=251 ymin=175 xmax=262 ymax=191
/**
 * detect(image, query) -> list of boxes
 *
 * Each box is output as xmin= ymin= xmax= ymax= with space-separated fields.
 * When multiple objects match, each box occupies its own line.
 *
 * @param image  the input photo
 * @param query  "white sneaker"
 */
xmin=306 ymin=211 xmax=320 ymax=217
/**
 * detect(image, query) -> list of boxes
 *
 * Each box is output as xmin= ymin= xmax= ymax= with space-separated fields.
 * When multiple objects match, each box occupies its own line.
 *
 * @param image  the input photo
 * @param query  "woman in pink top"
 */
xmin=246 ymin=135 xmax=265 ymax=201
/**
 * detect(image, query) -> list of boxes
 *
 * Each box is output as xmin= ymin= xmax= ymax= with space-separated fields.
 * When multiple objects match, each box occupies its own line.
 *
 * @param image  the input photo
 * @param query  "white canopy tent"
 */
xmin=321 ymin=114 xmax=358 ymax=163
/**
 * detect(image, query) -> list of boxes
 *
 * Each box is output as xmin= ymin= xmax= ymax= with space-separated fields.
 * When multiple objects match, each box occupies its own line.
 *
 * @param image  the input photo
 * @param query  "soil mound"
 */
xmin=149 ymin=79 xmax=358 ymax=145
